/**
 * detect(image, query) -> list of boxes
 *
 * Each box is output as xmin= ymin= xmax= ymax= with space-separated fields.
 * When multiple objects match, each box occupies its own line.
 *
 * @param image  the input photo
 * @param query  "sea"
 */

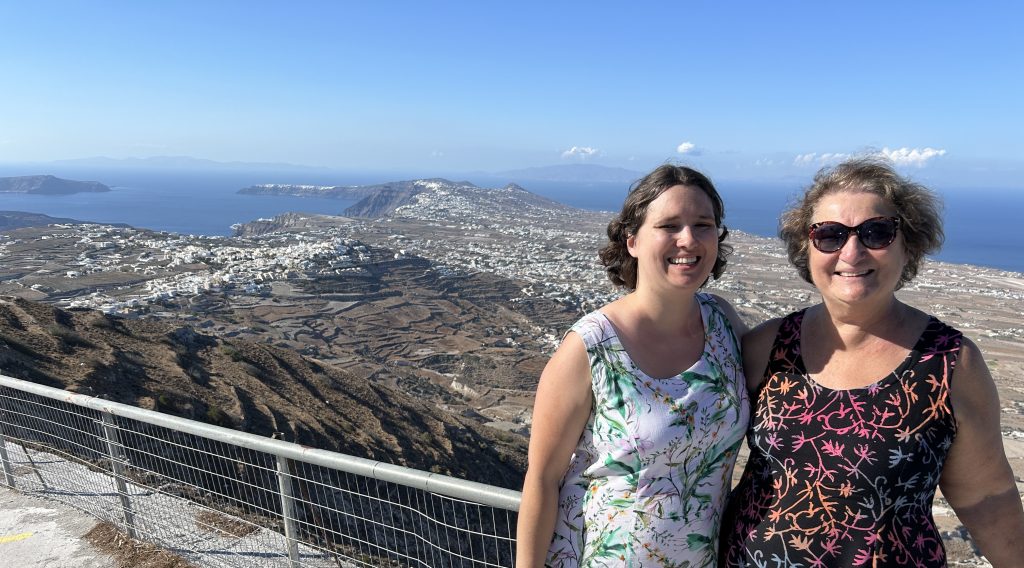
xmin=0 ymin=166 xmax=1021 ymax=274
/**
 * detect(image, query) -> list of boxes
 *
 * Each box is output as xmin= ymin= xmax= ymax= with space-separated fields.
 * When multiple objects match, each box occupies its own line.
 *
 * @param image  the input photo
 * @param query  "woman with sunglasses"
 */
xmin=517 ymin=165 xmax=749 ymax=567
xmin=720 ymin=157 xmax=1024 ymax=567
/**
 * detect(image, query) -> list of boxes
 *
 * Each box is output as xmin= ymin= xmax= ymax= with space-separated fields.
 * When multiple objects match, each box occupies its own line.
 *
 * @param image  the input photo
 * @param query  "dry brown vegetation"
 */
xmin=84 ymin=522 xmax=195 ymax=568
xmin=194 ymin=510 xmax=259 ymax=538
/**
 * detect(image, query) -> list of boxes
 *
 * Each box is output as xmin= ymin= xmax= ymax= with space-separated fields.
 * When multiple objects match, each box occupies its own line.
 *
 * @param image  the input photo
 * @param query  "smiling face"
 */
xmin=808 ymin=190 xmax=908 ymax=308
xmin=626 ymin=184 xmax=719 ymax=294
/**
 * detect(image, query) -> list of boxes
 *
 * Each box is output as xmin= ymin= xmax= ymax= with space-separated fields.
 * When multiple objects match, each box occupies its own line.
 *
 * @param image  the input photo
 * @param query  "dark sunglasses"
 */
xmin=808 ymin=216 xmax=901 ymax=253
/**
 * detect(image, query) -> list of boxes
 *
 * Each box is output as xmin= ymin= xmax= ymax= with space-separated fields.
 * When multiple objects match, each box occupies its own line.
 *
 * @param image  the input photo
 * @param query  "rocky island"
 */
xmin=0 ymin=174 xmax=110 ymax=195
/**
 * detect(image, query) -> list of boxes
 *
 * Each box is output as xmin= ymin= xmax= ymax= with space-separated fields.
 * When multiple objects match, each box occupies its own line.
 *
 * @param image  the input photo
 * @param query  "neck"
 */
xmin=812 ymin=296 xmax=908 ymax=343
xmin=621 ymin=286 xmax=701 ymax=333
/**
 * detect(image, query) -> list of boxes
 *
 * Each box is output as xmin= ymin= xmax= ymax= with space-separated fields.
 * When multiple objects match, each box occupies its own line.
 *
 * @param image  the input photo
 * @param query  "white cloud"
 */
xmin=794 ymin=153 xmax=816 ymax=165
xmin=795 ymin=147 xmax=947 ymax=168
xmin=794 ymin=152 xmax=851 ymax=166
xmin=561 ymin=146 xmax=600 ymax=160
xmin=431 ymin=150 xmax=444 ymax=157
xmin=677 ymin=142 xmax=696 ymax=154
xmin=880 ymin=147 xmax=946 ymax=167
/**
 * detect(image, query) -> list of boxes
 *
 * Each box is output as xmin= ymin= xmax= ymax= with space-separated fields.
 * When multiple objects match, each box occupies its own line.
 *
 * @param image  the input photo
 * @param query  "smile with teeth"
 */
xmin=668 ymin=256 xmax=699 ymax=265
xmin=836 ymin=269 xmax=872 ymax=277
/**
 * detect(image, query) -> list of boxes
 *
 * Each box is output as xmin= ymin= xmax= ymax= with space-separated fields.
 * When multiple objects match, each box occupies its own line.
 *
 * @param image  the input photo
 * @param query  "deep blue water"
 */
xmin=0 ymin=167 xmax=364 ymax=236
xmin=0 ymin=167 xmax=1020 ymax=273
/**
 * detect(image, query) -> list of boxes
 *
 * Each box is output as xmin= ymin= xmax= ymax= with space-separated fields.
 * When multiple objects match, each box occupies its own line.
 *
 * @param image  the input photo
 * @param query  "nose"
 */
xmin=675 ymin=226 xmax=697 ymax=246
xmin=837 ymin=230 xmax=866 ymax=261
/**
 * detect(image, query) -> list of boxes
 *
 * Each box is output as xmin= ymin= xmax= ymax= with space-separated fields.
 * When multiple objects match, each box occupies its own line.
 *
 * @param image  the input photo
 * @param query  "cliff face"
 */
xmin=0 ymin=296 xmax=527 ymax=489
xmin=237 ymin=183 xmax=378 ymax=199
xmin=343 ymin=186 xmax=423 ymax=217
xmin=0 ymin=175 xmax=110 ymax=195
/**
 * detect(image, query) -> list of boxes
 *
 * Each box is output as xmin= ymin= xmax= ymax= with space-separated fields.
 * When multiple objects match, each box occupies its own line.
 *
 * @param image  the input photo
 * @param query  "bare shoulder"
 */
xmin=950 ymin=335 xmax=998 ymax=409
xmin=532 ymin=330 xmax=593 ymax=415
xmin=742 ymin=317 xmax=785 ymax=392
xmin=536 ymin=330 xmax=593 ymax=405
xmin=956 ymin=335 xmax=987 ymax=373
xmin=548 ymin=330 xmax=588 ymax=368
xmin=707 ymin=293 xmax=749 ymax=337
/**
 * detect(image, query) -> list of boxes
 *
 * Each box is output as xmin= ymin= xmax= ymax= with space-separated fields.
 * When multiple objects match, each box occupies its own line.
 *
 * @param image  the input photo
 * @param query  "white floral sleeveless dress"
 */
xmin=545 ymin=293 xmax=749 ymax=567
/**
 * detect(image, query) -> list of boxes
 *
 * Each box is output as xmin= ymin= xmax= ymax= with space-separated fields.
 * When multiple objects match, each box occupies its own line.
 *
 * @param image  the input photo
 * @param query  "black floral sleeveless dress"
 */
xmin=721 ymin=309 xmax=963 ymax=567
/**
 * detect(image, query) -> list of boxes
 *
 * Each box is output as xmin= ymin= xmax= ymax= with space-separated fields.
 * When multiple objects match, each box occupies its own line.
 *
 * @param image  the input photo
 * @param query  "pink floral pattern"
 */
xmin=721 ymin=310 xmax=963 ymax=568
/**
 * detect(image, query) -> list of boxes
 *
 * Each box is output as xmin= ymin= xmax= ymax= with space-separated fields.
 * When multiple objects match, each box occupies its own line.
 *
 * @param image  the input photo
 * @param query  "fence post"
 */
xmin=277 ymin=455 xmax=301 ymax=566
xmin=0 ymin=412 xmax=16 ymax=489
xmin=101 ymin=411 xmax=137 ymax=539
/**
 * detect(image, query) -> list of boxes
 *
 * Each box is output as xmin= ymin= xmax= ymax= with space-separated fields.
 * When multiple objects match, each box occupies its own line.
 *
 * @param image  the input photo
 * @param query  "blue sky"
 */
xmin=2 ymin=1 xmax=1021 ymax=186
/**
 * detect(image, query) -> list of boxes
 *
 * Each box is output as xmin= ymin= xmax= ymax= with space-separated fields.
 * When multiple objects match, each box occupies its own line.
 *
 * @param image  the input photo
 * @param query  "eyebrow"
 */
xmin=653 ymin=212 xmax=716 ymax=222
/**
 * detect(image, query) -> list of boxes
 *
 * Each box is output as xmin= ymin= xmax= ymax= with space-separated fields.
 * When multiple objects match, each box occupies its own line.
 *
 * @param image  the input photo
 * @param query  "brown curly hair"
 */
xmin=779 ymin=156 xmax=944 ymax=289
xmin=599 ymin=164 xmax=731 ymax=290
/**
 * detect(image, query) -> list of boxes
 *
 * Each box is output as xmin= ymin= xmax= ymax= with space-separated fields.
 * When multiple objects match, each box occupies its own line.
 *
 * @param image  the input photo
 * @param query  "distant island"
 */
xmin=238 ymin=182 xmax=379 ymax=200
xmin=0 ymin=175 xmax=110 ymax=195
xmin=238 ymin=178 xmax=563 ymax=218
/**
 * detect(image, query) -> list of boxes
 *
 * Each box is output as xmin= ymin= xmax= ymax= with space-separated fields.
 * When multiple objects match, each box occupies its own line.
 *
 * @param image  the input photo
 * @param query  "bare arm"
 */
xmin=516 ymin=332 xmax=594 ymax=568
xmin=941 ymin=337 xmax=1024 ymax=567
xmin=741 ymin=318 xmax=782 ymax=393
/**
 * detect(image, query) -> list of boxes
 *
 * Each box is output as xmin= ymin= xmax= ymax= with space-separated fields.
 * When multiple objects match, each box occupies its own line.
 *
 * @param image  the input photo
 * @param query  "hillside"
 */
xmin=0 ymin=296 xmax=527 ymax=488
xmin=0 ymin=211 xmax=80 ymax=229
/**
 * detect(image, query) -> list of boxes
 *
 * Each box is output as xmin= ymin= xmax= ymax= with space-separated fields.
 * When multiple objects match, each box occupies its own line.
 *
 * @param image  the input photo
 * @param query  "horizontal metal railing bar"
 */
xmin=0 ymin=374 xmax=523 ymax=511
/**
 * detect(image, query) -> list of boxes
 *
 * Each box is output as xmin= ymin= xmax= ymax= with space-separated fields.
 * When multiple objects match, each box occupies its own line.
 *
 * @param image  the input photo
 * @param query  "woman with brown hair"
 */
xmin=517 ymin=164 xmax=749 ymax=567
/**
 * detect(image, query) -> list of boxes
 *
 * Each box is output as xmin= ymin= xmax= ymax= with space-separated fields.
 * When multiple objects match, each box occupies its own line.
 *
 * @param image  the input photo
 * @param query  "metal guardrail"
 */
xmin=0 ymin=374 xmax=522 ymax=567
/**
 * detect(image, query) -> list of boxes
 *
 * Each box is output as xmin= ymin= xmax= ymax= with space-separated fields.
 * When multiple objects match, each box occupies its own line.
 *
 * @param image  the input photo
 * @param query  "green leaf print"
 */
xmin=597 ymin=353 xmax=636 ymax=438
xmin=547 ymin=303 xmax=745 ymax=568
xmin=606 ymin=497 xmax=635 ymax=509
xmin=583 ymin=527 xmax=629 ymax=563
xmin=686 ymin=533 xmax=711 ymax=548
xmin=686 ymin=368 xmax=743 ymax=411
xmin=603 ymin=454 xmax=640 ymax=478
xmin=680 ymin=370 xmax=716 ymax=388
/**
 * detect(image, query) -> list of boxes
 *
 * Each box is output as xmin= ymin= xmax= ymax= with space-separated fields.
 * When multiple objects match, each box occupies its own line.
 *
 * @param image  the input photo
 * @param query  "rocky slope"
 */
xmin=0 ymin=296 xmax=527 ymax=488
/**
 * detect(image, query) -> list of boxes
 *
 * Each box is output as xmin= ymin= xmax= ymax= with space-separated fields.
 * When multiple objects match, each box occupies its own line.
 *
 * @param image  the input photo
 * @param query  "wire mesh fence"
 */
xmin=0 ymin=374 xmax=521 ymax=567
